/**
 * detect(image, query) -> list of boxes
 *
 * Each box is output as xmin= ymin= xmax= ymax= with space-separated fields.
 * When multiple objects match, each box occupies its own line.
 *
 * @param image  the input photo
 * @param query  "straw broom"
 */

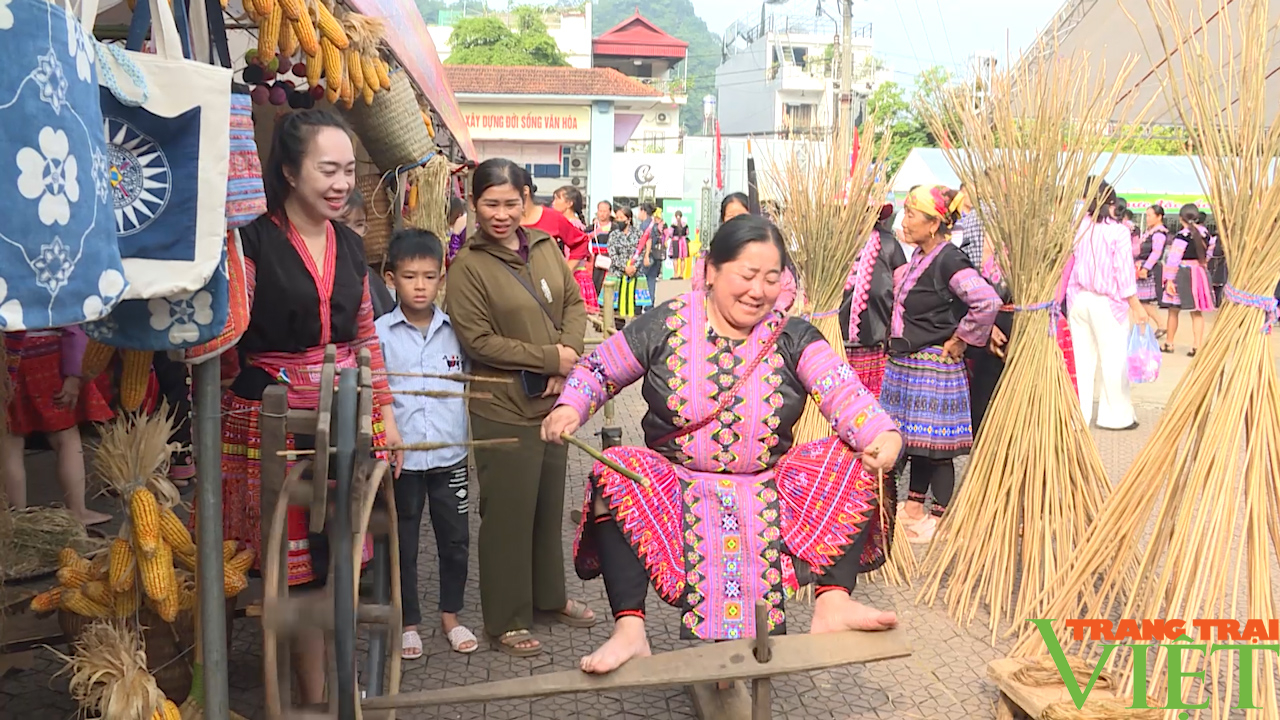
xmin=1011 ymin=3 xmax=1280 ymax=717
xmin=909 ymin=44 xmax=1147 ymax=640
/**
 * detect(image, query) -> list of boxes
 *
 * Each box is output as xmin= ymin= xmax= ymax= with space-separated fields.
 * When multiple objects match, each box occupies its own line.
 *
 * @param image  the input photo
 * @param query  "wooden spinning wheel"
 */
xmin=258 ymin=347 xmax=402 ymax=719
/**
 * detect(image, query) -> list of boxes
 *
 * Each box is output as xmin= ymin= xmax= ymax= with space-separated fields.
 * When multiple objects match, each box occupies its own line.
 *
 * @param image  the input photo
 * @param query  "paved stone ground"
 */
xmin=0 ymin=387 xmax=1163 ymax=720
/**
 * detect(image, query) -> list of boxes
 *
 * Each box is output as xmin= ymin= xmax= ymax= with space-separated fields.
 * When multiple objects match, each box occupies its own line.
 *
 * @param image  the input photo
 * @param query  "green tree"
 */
xmin=445 ymin=7 xmax=569 ymax=66
xmin=1110 ymin=125 xmax=1193 ymax=156
xmin=593 ymin=0 xmax=720 ymax=136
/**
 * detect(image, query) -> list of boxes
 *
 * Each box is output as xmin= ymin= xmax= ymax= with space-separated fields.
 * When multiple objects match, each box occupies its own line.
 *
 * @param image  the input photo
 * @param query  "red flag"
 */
xmin=714 ymin=120 xmax=724 ymax=191
xmin=850 ymin=126 xmax=861 ymax=171
xmin=940 ymin=128 xmax=953 ymax=150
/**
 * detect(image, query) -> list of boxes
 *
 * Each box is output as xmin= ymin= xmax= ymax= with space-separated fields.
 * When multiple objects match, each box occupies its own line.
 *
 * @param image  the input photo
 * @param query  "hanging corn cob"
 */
xmin=257 ymin=1 xmax=282 ymax=62
xmin=29 ymin=586 xmax=63 ymax=614
xmin=129 ymin=489 xmax=161 ymax=558
xmin=278 ymin=0 xmax=304 ymax=21
xmin=314 ymin=0 xmax=349 ymax=49
xmin=119 ymin=350 xmax=152 ymax=412
xmin=278 ymin=18 xmax=298 ymax=59
xmin=108 ymin=537 xmax=136 ymax=592
xmin=292 ymin=5 xmax=321 ymax=58
xmin=157 ymin=507 xmax=195 ymax=555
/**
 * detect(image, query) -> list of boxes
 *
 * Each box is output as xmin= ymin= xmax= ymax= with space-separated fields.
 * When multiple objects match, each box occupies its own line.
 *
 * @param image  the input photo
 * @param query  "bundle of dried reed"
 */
xmin=759 ymin=120 xmax=892 ymax=444
xmin=1013 ymin=4 xmax=1280 ymax=717
xmin=93 ymin=404 xmax=183 ymax=510
xmin=53 ymin=621 xmax=166 ymax=720
xmin=912 ymin=42 xmax=1146 ymax=638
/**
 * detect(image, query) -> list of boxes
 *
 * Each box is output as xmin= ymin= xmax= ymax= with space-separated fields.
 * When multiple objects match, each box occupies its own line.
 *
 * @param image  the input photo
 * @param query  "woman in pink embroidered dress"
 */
xmin=839 ymin=202 xmax=907 ymax=398
xmin=542 ymin=215 xmax=902 ymax=675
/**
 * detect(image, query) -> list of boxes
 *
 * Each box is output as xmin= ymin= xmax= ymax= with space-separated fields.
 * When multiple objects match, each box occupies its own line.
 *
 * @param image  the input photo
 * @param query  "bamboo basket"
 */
xmin=356 ymin=173 xmax=397 ymax=266
xmin=340 ymin=70 xmax=434 ymax=173
xmin=1011 ymin=3 xmax=1280 ymax=717
xmin=911 ymin=40 xmax=1145 ymax=638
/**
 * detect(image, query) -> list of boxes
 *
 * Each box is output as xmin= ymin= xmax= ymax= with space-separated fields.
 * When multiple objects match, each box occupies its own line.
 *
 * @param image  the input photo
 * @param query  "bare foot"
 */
xmin=75 ymin=509 xmax=112 ymax=526
xmin=809 ymin=591 xmax=897 ymax=634
xmin=579 ymin=616 xmax=650 ymax=674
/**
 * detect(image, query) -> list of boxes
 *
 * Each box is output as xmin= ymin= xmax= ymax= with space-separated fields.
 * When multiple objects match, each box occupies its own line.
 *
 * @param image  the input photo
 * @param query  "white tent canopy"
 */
xmin=889 ymin=147 xmax=1209 ymax=199
xmin=1016 ymin=0 xmax=1280 ymax=125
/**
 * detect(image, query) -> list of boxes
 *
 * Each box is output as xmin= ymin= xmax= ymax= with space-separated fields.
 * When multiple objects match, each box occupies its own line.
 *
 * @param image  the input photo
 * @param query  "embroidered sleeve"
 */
xmin=60 ymin=326 xmax=88 ymax=378
xmin=948 ymin=267 xmax=1001 ymax=346
xmin=352 ymin=274 xmax=393 ymax=405
xmin=1143 ymin=231 xmax=1166 ymax=270
xmin=795 ymin=339 xmax=898 ymax=451
xmin=556 ymin=329 xmax=646 ymax=425
xmin=1163 ymin=236 xmax=1187 ymax=277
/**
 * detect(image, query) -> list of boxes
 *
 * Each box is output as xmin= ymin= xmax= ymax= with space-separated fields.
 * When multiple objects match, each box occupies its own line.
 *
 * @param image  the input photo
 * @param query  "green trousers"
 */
xmin=470 ymin=414 xmax=570 ymax=636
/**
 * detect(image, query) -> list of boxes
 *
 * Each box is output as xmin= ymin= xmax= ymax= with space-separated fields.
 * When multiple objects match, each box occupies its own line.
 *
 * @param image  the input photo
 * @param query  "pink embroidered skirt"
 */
xmin=572 ymin=436 xmax=890 ymax=640
xmin=845 ymin=346 xmax=887 ymax=399
xmin=573 ymin=267 xmax=599 ymax=313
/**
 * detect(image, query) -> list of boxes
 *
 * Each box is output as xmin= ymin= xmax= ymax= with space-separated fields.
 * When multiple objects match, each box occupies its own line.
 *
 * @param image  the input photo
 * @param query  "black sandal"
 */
xmin=1160 ymin=343 xmax=1174 ymax=354
xmin=1187 ymin=348 xmax=1197 ymax=357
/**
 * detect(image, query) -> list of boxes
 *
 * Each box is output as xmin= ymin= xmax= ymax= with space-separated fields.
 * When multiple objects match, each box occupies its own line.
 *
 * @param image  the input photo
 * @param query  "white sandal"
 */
xmin=906 ymin=516 xmax=939 ymax=545
xmin=401 ymin=629 xmax=423 ymax=660
xmin=446 ymin=624 xmax=478 ymax=654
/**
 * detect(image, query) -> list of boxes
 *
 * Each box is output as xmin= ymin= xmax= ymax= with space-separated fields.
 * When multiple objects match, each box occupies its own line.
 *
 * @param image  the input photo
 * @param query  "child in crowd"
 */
xmin=2 ymin=327 xmax=113 ymax=525
xmin=374 ymin=229 xmax=475 ymax=659
xmin=339 ymin=188 xmax=395 ymax=318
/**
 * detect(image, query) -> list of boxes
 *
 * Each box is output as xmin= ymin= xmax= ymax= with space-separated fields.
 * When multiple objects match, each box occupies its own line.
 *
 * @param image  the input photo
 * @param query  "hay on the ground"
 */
xmin=0 ymin=507 xmax=97 ymax=581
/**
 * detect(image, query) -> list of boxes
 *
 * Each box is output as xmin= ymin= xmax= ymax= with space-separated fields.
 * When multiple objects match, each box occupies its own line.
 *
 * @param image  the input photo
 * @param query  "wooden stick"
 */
xmin=288 ymin=385 xmax=490 ymax=400
xmin=560 ymin=433 xmax=649 ymax=487
xmin=371 ymin=370 xmax=514 ymax=383
xmin=276 ymin=438 xmax=520 ymax=456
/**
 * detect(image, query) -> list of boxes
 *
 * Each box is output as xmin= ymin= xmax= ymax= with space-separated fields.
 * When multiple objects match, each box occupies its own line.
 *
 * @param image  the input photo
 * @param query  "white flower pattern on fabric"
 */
xmin=0 ymin=278 xmax=23 ymax=329
xmin=84 ymin=314 xmax=117 ymax=341
xmin=65 ymin=10 xmax=94 ymax=82
xmin=17 ymin=127 xmax=80 ymax=227
xmin=90 ymin=147 xmax=109 ymax=203
xmin=81 ymin=268 xmax=127 ymax=319
xmin=31 ymin=237 xmax=74 ymax=294
xmin=33 ymin=50 xmax=68 ymax=114
xmin=0 ymin=0 xmax=14 ymax=30
xmin=148 ymin=290 xmax=215 ymax=344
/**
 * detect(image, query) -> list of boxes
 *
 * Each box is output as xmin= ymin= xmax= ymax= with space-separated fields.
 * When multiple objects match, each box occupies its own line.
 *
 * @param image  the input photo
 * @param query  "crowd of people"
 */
xmin=2 ymin=106 xmax=1222 ymax=691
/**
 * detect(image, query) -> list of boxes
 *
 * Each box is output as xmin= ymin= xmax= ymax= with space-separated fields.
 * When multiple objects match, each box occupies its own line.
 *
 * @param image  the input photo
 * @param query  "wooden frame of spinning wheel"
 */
xmin=257 ymin=347 xmax=403 ymax=720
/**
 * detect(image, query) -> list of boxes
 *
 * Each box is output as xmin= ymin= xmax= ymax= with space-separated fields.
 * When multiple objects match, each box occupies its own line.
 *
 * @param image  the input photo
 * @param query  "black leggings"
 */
xmin=907 ymin=457 xmax=955 ymax=517
xmin=591 ymin=513 xmax=863 ymax=621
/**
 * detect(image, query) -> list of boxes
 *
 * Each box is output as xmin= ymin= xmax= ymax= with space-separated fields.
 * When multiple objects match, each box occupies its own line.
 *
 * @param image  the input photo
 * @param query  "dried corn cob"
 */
xmin=113 ymin=587 xmax=140 ymax=617
xmin=158 ymin=698 xmax=182 ymax=720
xmin=361 ymin=54 xmax=379 ymax=93
xmin=292 ymin=12 xmax=320 ymax=58
xmin=224 ymin=540 xmax=239 ymax=560
xmin=29 ymin=587 xmax=63 ymax=613
xmin=278 ymin=0 xmax=303 ymax=21
xmin=257 ymin=1 xmax=282 ymax=62
xmin=82 ymin=580 xmax=112 ymax=606
xmin=226 ymin=548 xmax=256 ymax=574
xmin=129 ymin=489 xmax=161 ymax=558
xmin=80 ymin=340 xmax=115 ymax=382
xmin=58 ymin=547 xmax=81 ymax=568
xmin=178 ymin=582 xmax=197 ymax=611
xmin=224 ymin=568 xmax=249 ymax=597
xmin=314 ymin=1 xmax=349 ymax=49
xmin=252 ymin=0 xmax=274 ymax=20
xmin=108 ymin=538 xmax=136 ymax=593
xmin=375 ymin=58 xmax=391 ymax=90
xmin=346 ymin=48 xmax=364 ymax=92
xmin=88 ymin=554 xmax=107 ymax=579
xmin=61 ymin=587 xmax=110 ymax=618
xmin=149 ymin=590 xmax=180 ymax=623
xmin=278 ymin=17 xmax=298 ymax=59
xmin=138 ymin=539 xmax=176 ymax=602
xmin=320 ymin=37 xmax=343 ymax=88
xmin=362 ymin=83 xmax=374 ymax=106
xmin=120 ymin=350 xmax=151 ymax=411
xmin=325 ymin=82 xmax=340 ymax=104
xmin=158 ymin=507 xmax=195 ymax=555
xmin=174 ymin=546 xmax=196 ymax=572
xmin=57 ymin=557 xmax=92 ymax=589
xmin=339 ymin=61 xmax=354 ymax=109
xmin=305 ymin=51 xmax=323 ymax=87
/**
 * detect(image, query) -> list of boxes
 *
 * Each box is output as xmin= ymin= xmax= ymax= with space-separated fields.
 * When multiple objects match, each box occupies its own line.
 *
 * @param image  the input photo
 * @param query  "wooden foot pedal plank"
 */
xmin=362 ymin=627 xmax=909 ymax=710
xmin=687 ymin=682 xmax=751 ymax=720
xmin=987 ymin=658 xmax=1119 ymax=719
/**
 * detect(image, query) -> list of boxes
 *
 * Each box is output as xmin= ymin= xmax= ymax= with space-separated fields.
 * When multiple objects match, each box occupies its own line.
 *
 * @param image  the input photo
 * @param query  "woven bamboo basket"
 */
xmin=356 ymin=174 xmax=398 ymax=266
xmin=58 ymin=599 xmax=234 ymax=703
xmin=341 ymin=70 xmax=434 ymax=173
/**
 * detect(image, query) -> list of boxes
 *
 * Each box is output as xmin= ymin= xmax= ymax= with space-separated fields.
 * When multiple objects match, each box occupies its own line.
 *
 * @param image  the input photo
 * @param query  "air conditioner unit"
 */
xmin=656 ymin=112 xmax=669 ymax=124
xmin=569 ymin=174 xmax=587 ymax=187
xmin=569 ymin=156 xmax=586 ymax=171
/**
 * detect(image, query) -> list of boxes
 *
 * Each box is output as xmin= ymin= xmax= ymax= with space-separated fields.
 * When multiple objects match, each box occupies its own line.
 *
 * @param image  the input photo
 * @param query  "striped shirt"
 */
xmin=955 ymin=211 xmax=985 ymax=267
xmin=1067 ymin=219 xmax=1137 ymax=324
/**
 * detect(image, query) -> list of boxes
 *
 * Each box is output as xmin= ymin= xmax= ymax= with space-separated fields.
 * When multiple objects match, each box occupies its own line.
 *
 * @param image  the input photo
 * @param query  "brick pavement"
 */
xmin=0 ymin=387 xmax=1163 ymax=720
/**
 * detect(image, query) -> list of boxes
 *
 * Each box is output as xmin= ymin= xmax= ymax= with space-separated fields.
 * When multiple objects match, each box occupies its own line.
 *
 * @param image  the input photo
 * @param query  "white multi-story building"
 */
xmin=426 ymin=5 xmax=593 ymax=69
xmin=592 ymin=11 xmax=689 ymax=156
xmin=715 ymin=9 xmax=889 ymax=137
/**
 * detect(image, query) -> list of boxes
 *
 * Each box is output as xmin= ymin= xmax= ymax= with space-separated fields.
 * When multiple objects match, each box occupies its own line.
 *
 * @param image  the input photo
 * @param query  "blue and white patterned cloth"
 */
xmin=955 ymin=210 xmax=985 ymax=269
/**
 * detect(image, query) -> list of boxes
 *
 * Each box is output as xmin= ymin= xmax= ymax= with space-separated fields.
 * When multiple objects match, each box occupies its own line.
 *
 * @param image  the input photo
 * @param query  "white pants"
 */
xmin=1068 ymin=291 xmax=1135 ymax=429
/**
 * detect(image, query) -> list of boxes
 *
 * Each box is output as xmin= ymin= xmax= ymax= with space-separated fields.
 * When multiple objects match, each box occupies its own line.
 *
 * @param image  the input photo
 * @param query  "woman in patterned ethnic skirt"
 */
xmin=1134 ymin=205 xmax=1169 ymax=333
xmin=217 ymin=110 xmax=398 ymax=703
xmin=541 ymin=214 xmax=903 ymax=675
xmin=839 ymin=202 xmax=908 ymax=399
xmin=878 ymin=185 xmax=1001 ymax=545
xmin=1160 ymin=203 xmax=1215 ymax=356
xmin=3 ymin=326 xmax=113 ymax=525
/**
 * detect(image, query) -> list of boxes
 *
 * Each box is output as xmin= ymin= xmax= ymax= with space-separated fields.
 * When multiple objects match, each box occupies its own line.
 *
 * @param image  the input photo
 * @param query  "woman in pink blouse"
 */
xmin=1066 ymin=180 xmax=1151 ymax=430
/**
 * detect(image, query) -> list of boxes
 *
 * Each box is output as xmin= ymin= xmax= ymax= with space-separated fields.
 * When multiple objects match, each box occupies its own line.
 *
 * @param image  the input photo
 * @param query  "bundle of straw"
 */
xmin=1 ymin=507 xmax=93 ymax=581
xmin=760 ymin=118 xmax=893 ymax=447
xmin=911 ymin=44 xmax=1146 ymax=638
xmin=1013 ymin=4 xmax=1280 ymax=717
xmin=53 ymin=621 xmax=166 ymax=720
xmin=93 ymin=404 xmax=183 ymax=510
xmin=404 ymin=152 xmax=451 ymax=242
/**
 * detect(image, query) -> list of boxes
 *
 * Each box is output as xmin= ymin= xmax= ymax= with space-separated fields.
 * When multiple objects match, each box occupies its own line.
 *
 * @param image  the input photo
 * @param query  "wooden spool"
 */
xmin=258 ymin=347 xmax=402 ymax=720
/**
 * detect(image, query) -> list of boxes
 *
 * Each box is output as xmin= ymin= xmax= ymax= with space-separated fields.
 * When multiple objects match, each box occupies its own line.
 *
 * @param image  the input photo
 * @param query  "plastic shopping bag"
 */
xmin=1127 ymin=324 xmax=1161 ymax=384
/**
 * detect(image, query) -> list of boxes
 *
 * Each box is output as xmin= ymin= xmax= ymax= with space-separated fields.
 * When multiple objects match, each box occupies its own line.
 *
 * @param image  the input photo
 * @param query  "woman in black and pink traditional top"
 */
xmin=838 ymin=202 xmax=907 ymax=398
xmin=1135 ymin=205 xmax=1169 ymax=332
xmin=1160 ymin=203 xmax=1215 ymax=356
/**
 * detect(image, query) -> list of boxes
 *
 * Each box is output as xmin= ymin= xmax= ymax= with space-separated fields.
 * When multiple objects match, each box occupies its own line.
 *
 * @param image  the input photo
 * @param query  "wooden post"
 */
xmin=259 ymin=386 xmax=292 ymax=713
xmin=751 ymin=599 xmax=772 ymax=720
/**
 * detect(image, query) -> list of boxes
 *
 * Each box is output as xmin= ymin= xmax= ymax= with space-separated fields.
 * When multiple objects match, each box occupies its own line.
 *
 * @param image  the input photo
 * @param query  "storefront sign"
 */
xmin=460 ymin=104 xmax=591 ymax=142
xmin=1120 ymin=193 xmax=1212 ymax=212
xmin=612 ymin=152 xmax=684 ymax=198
